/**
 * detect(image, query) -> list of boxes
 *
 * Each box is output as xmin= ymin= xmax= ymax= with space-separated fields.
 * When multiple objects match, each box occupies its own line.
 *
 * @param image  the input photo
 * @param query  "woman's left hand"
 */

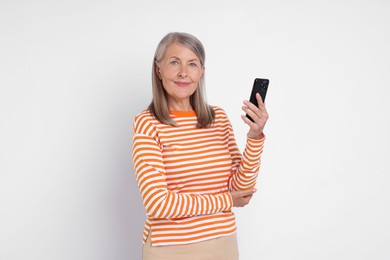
xmin=241 ymin=93 xmax=269 ymax=139
xmin=230 ymin=188 xmax=257 ymax=207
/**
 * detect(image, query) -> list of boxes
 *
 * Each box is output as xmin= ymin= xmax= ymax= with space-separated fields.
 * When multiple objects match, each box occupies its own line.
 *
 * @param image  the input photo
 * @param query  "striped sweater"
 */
xmin=132 ymin=106 xmax=265 ymax=246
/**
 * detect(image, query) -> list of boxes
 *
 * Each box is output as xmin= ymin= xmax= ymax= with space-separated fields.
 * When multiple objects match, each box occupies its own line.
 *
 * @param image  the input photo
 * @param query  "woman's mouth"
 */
xmin=175 ymin=81 xmax=190 ymax=87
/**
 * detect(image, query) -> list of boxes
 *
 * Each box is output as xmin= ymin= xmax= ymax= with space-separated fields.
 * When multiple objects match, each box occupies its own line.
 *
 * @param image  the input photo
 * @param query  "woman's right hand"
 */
xmin=230 ymin=189 xmax=257 ymax=207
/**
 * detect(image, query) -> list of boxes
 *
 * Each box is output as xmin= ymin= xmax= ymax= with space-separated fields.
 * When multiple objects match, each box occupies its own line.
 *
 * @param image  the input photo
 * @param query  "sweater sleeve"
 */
xmin=132 ymin=114 xmax=233 ymax=220
xmin=226 ymin=115 xmax=265 ymax=191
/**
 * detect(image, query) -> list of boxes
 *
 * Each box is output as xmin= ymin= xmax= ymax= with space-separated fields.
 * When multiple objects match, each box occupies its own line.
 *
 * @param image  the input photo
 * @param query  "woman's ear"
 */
xmin=155 ymin=62 xmax=162 ymax=79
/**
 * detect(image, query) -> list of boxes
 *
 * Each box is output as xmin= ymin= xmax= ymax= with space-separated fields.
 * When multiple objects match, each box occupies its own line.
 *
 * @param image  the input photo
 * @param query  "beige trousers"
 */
xmin=142 ymin=233 xmax=239 ymax=260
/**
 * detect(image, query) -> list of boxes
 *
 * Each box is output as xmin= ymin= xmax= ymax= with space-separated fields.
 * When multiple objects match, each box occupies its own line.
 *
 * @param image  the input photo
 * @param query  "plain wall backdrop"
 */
xmin=1 ymin=0 xmax=389 ymax=259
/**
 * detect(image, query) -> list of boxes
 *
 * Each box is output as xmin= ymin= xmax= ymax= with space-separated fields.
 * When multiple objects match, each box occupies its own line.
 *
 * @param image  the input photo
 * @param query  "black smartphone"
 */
xmin=246 ymin=78 xmax=269 ymax=122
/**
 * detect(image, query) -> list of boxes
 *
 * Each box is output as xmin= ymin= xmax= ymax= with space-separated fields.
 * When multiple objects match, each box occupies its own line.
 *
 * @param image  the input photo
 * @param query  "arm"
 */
xmin=228 ymin=92 xmax=268 ymax=191
xmin=227 ymin=122 xmax=265 ymax=191
xmin=132 ymin=115 xmax=233 ymax=220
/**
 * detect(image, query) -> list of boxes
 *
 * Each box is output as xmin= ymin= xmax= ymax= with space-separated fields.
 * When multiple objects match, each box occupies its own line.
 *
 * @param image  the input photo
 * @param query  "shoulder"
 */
xmin=133 ymin=109 xmax=159 ymax=135
xmin=134 ymin=109 xmax=153 ymax=125
xmin=134 ymin=109 xmax=152 ymax=121
xmin=210 ymin=105 xmax=229 ymax=120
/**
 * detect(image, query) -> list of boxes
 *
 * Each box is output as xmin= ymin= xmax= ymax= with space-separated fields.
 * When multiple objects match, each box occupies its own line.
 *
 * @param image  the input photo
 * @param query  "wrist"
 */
xmin=247 ymin=132 xmax=265 ymax=140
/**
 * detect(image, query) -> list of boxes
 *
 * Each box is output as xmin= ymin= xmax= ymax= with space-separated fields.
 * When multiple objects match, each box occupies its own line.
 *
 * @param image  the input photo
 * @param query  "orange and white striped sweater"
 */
xmin=132 ymin=106 xmax=265 ymax=246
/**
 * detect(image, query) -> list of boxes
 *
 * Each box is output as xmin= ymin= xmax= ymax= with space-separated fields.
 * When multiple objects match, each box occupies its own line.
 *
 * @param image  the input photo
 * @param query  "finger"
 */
xmin=239 ymin=189 xmax=256 ymax=197
xmin=242 ymin=106 xmax=260 ymax=122
xmin=244 ymin=100 xmax=261 ymax=115
xmin=241 ymin=114 xmax=257 ymax=127
xmin=243 ymin=188 xmax=257 ymax=198
xmin=255 ymin=93 xmax=268 ymax=116
xmin=247 ymin=99 xmax=268 ymax=123
xmin=256 ymin=96 xmax=267 ymax=113
xmin=242 ymin=194 xmax=253 ymax=199
xmin=243 ymin=103 xmax=264 ymax=122
xmin=244 ymin=101 xmax=265 ymax=123
xmin=256 ymin=93 xmax=265 ymax=107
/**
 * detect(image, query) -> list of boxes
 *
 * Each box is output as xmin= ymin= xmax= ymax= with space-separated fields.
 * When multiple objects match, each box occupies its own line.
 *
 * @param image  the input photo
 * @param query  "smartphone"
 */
xmin=246 ymin=78 xmax=269 ymax=122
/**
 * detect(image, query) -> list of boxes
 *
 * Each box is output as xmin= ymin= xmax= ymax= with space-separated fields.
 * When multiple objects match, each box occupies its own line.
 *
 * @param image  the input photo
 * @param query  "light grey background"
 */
xmin=1 ymin=0 xmax=389 ymax=259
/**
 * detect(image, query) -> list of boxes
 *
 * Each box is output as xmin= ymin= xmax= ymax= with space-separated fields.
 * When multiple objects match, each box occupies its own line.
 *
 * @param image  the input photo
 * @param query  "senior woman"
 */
xmin=132 ymin=32 xmax=268 ymax=260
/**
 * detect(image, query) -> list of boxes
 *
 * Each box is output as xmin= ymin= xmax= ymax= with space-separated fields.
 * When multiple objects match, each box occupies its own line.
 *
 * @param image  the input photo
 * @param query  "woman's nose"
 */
xmin=178 ymin=65 xmax=187 ymax=78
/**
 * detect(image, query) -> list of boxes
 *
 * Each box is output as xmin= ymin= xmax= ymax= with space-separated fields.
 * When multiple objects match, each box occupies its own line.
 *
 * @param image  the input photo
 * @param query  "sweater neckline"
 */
xmin=169 ymin=110 xmax=196 ymax=117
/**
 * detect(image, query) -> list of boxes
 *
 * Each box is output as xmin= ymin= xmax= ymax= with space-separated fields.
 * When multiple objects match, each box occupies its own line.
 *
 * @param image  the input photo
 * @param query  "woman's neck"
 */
xmin=168 ymin=100 xmax=193 ymax=112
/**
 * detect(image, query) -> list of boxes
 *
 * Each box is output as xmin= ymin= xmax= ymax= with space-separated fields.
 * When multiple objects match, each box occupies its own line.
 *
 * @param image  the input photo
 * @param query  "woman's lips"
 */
xmin=175 ymin=81 xmax=190 ymax=87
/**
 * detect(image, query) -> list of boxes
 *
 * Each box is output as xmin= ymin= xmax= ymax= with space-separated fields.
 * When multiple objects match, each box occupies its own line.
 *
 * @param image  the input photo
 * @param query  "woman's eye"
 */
xmin=189 ymin=63 xmax=197 ymax=67
xmin=170 ymin=60 xmax=179 ymax=65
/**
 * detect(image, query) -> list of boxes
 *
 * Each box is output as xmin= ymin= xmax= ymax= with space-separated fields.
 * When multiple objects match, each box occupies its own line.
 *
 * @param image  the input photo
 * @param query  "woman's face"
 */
xmin=156 ymin=43 xmax=204 ymax=109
